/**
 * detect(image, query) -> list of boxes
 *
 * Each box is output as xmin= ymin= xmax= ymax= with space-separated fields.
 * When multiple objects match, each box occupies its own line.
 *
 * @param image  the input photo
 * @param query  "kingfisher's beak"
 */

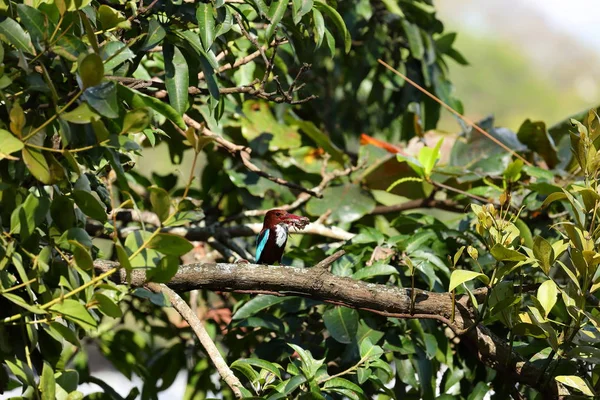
xmin=282 ymin=212 xmax=310 ymax=229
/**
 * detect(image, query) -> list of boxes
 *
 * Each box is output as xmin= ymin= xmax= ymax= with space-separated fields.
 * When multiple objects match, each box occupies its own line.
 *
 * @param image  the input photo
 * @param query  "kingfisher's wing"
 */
xmin=255 ymin=229 xmax=269 ymax=263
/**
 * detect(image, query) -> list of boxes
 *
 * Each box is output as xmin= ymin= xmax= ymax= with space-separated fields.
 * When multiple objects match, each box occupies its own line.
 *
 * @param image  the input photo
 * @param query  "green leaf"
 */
xmin=10 ymin=192 xmax=49 ymax=239
xmin=115 ymin=243 xmax=132 ymax=272
xmin=214 ymin=6 xmax=233 ymax=37
xmin=401 ymin=20 xmax=424 ymax=60
xmin=101 ymin=41 xmax=135 ymax=71
xmin=380 ymin=0 xmax=405 ymax=17
xmin=231 ymin=359 xmax=282 ymax=380
xmin=323 ymin=307 xmax=358 ymax=344
xmin=147 ymin=233 xmax=193 ymax=256
xmin=98 ymin=5 xmax=131 ymax=31
xmin=314 ymin=1 xmax=351 ymax=53
xmin=23 ymin=147 xmax=52 ymax=184
xmin=0 ymin=129 xmax=23 ymax=159
xmin=0 ymin=18 xmax=34 ymax=54
xmin=60 ymin=102 xmax=101 ymax=124
xmin=6 ymin=359 xmax=36 ymax=386
xmin=58 ymin=228 xmax=93 ymax=248
xmin=533 ymin=236 xmax=554 ymax=274
xmin=10 ymin=102 xmax=26 ymax=136
xmin=40 ymin=362 xmax=56 ymax=400
xmin=50 ymin=299 xmax=97 ymax=330
xmin=567 ymin=346 xmax=600 ymax=364
xmin=197 ymin=3 xmax=216 ymax=51
xmin=517 ymin=120 xmax=559 ymax=169
xmin=324 ymin=28 xmax=335 ymax=58
xmin=323 ymin=377 xmax=365 ymax=397
xmin=2 ymin=293 xmax=46 ymax=315
xmin=231 ymin=361 xmax=259 ymax=385
xmin=148 ymin=185 xmax=171 ymax=222
xmin=418 ymin=138 xmax=443 ymax=177
xmin=78 ymin=53 xmax=104 ymax=89
xmin=94 ymin=293 xmax=122 ymax=318
xmin=121 ymin=108 xmax=151 ymax=134
xmin=17 ymin=5 xmax=55 ymax=44
xmin=73 ymin=190 xmax=107 ymax=222
xmin=164 ymin=44 xmax=189 ymax=115
xmin=555 ymin=375 xmax=594 ymax=396
xmin=306 ymin=184 xmax=375 ymax=223
xmin=248 ymin=0 xmax=269 ymax=17
xmin=124 ymin=230 xmax=162 ymax=268
xmin=118 ymin=85 xmax=187 ymax=130
xmin=352 ymin=264 xmax=398 ymax=280
xmin=541 ymin=191 xmax=567 ymax=208
xmin=69 ymin=241 xmax=93 ymax=270
xmin=233 ymin=295 xmax=291 ymax=320
xmin=449 ymin=270 xmax=489 ymax=292
xmin=241 ymin=101 xmax=301 ymax=150
xmin=312 ymin=8 xmax=325 ymax=48
xmin=537 ymin=279 xmax=558 ymax=318
xmin=293 ymin=0 xmax=313 ymax=24
xmin=163 ymin=210 xmax=205 ymax=227
xmin=287 ymin=343 xmax=324 ymax=379
xmin=490 ymin=244 xmax=527 ymax=262
xmin=83 ymin=81 xmax=119 ymax=119
xmin=266 ymin=0 xmax=287 ymax=41
xmin=146 ymin=255 xmax=179 ymax=283
xmin=503 ymin=159 xmax=523 ymax=182
xmin=142 ymin=19 xmax=166 ymax=51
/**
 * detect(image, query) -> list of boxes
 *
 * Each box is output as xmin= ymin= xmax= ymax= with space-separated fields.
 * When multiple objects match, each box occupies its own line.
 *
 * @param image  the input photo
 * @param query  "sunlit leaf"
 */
xmin=449 ymin=270 xmax=489 ymax=292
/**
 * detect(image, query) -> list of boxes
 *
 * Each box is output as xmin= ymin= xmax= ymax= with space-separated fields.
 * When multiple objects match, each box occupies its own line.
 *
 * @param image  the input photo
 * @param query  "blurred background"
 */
xmin=437 ymin=0 xmax=600 ymax=131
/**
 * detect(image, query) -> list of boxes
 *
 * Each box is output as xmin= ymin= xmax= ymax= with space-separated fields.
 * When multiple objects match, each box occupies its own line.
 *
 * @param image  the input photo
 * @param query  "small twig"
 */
xmin=146 ymin=283 xmax=243 ymax=398
xmin=314 ymin=250 xmax=346 ymax=270
xmin=199 ymin=39 xmax=289 ymax=81
xmin=260 ymin=29 xmax=279 ymax=87
xmin=377 ymin=59 xmax=532 ymax=167
xmin=127 ymin=0 xmax=160 ymax=21
xmin=181 ymin=115 xmax=321 ymax=197
xmin=234 ymin=13 xmax=269 ymax=66
xmin=288 ymin=63 xmax=311 ymax=97
xmin=226 ymin=159 xmax=362 ymax=221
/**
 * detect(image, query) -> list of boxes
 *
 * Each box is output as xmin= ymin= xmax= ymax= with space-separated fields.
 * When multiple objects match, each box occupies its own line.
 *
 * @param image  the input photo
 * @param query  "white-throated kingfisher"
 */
xmin=256 ymin=209 xmax=309 ymax=264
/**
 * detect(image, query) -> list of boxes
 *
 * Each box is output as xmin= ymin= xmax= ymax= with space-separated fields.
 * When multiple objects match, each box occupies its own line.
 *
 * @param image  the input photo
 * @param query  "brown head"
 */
xmin=263 ymin=209 xmax=310 ymax=230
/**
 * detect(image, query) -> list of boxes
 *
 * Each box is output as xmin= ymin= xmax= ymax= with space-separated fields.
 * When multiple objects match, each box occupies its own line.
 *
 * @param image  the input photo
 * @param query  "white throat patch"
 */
xmin=275 ymin=224 xmax=288 ymax=247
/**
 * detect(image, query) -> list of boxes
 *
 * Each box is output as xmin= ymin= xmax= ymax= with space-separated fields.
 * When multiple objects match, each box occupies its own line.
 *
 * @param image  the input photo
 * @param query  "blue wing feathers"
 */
xmin=255 ymin=229 xmax=269 ymax=262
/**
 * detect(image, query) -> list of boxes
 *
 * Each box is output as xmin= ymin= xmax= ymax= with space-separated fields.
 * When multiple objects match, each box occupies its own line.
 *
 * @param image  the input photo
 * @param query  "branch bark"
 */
xmin=95 ymin=260 xmax=562 ymax=398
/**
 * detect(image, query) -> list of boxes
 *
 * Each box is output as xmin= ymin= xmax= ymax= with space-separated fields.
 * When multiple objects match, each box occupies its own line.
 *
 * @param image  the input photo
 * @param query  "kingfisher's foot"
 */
xmin=236 ymin=258 xmax=250 ymax=264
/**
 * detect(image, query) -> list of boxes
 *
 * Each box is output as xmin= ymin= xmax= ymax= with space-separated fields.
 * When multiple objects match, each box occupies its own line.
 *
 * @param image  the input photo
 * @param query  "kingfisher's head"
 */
xmin=263 ymin=209 xmax=310 ymax=230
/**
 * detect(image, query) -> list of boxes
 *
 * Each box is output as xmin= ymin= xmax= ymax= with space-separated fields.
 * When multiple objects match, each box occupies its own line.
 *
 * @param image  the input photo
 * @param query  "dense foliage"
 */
xmin=0 ymin=0 xmax=600 ymax=399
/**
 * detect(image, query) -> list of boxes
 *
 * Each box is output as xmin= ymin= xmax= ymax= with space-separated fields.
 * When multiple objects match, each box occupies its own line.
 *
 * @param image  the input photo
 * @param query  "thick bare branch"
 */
xmin=94 ymin=259 xmax=561 ymax=398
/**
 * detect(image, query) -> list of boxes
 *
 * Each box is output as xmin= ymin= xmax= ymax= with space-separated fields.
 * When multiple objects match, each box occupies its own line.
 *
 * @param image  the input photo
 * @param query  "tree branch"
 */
xmin=95 ymin=260 xmax=561 ymax=398
xmin=145 ymin=282 xmax=244 ymax=397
